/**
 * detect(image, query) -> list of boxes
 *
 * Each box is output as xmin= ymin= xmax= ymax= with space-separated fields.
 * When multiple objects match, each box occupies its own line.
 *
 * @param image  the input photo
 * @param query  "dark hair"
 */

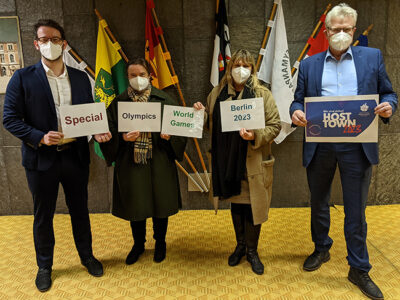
xmin=126 ymin=57 xmax=151 ymax=75
xmin=34 ymin=19 xmax=66 ymax=40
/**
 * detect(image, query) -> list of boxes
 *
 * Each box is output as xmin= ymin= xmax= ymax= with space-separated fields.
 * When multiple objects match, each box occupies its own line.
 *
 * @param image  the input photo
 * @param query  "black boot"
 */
xmin=153 ymin=217 xmax=168 ymax=263
xmin=348 ymin=267 xmax=384 ymax=300
xmin=228 ymin=204 xmax=246 ymax=266
xmin=244 ymin=207 xmax=264 ymax=275
xmin=126 ymin=220 xmax=146 ymax=265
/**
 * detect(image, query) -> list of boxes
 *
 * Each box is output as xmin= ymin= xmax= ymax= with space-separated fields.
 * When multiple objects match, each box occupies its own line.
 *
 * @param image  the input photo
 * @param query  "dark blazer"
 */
xmin=290 ymin=46 xmax=398 ymax=167
xmin=3 ymin=61 xmax=93 ymax=171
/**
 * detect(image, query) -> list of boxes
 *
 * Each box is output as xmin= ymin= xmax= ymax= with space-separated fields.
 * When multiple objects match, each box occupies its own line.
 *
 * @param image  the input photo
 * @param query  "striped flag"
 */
xmin=145 ymin=0 xmax=176 ymax=89
xmin=210 ymin=0 xmax=231 ymax=87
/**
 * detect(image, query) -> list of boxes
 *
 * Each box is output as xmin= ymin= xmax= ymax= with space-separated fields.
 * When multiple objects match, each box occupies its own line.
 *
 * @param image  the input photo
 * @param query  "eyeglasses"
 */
xmin=36 ymin=37 xmax=63 ymax=44
xmin=327 ymin=27 xmax=355 ymax=34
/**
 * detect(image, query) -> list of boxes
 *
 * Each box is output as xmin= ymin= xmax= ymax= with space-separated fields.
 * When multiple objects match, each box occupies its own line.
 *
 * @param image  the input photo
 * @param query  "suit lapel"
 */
xmin=351 ymin=46 xmax=363 ymax=94
xmin=315 ymin=52 xmax=326 ymax=96
xmin=34 ymin=61 xmax=57 ymax=115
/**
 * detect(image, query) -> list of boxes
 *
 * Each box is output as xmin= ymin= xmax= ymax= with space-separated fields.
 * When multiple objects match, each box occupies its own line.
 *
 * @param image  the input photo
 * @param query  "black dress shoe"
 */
xmin=153 ymin=242 xmax=166 ymax=263
xmin=348 ymin=267 xmax=384 ymax=300
xmin=35 ymin=268 xmax=52 ymax=292
xmin=126 ymin=244 xmax=145 ymax=265
xmin=303 ymin=250 xmax=330 ymax=271
xmin=228 ymin=244 xmax=246 ymax=266
xmin=82 ymin=256 xmax=103 ymax=277
xmin=246 ymin=249 xmax=264 ymax=275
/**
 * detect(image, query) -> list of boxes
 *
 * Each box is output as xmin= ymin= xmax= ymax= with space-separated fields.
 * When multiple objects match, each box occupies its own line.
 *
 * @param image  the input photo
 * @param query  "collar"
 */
xmin=325 ymin=46 xmax=353 ymax=62
xmin=41 ymin=60 xmax=68 ymax=78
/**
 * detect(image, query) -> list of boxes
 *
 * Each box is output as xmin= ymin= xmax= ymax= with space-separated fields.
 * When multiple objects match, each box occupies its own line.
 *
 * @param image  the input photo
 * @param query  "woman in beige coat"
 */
xmin=194 ymin=49 xmax=281 ymax=275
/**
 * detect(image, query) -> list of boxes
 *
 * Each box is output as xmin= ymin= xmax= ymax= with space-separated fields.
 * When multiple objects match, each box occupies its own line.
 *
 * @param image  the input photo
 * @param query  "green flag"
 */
xmin=94 ymin=19 xmax=128 ymax=159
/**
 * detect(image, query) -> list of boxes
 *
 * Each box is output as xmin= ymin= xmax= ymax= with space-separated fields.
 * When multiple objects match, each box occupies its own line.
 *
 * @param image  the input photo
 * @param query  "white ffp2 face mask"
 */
xmin=329 ymin=31 xmax=353 ymax=52
xmin=39 ymin=42 xmax=63 ymax=61
xmin=232 ymin=66 xmax=251 ymax=84
xmin=129 ymin=76 xmax=150 ymax=92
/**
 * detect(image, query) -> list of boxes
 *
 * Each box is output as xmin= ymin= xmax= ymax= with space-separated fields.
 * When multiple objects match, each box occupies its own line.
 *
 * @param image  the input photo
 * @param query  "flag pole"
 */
xmin=150 ymin=1 xmax=210 ymax=188
xmin=94 ymin=9 xmax=129 ymax=63
xmin=94 ymin=8 xmax=206 ymax=192
xmin=184 ymin=153 xmax=208 ymax=192
xmin=66 ymin=46 xmax=95 ymax=78
xmin=255 ymin=2 xmax=278 ymax=71
xmin=291 ymin=3 xmax=331 ymax=76
xmin=175 ymin=161 xmax=204 ymax=192
xmin=353 ymin=24 xmax=373 ymax=46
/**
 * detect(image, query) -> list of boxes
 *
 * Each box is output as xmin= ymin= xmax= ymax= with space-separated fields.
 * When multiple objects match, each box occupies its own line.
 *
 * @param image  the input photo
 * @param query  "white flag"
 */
xmin=63 ymin=44 xmax=95 ymax=95
xmin=258 ymin=0 xmax=295 ymax=143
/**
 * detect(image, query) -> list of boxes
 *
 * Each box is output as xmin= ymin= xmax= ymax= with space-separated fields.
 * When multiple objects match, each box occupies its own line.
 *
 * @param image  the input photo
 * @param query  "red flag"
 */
xmin=145 ymin=0 xmax=175 ymax=89
xmin=307 ymin=16 xmax=329 ymax=56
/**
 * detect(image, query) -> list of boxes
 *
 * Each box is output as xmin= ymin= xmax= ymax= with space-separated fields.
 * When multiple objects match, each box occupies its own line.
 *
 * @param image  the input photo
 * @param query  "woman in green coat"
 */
xmin=100 ymin=57 xmax=186 ymax=264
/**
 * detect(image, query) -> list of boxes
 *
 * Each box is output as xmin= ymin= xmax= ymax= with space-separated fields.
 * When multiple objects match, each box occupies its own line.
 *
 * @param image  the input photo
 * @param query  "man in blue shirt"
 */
xmin=290 ymin=3 xmax=397 ymax=300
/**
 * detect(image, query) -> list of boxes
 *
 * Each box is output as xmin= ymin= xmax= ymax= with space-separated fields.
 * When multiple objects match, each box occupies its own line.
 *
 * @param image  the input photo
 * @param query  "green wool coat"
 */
xmin=100 ymin=87 xmax=187 ymax=221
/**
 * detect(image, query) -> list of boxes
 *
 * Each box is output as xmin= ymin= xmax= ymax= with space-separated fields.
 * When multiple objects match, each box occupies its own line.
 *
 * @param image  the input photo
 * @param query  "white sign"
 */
xmin=118 ymin=102 xmax=161 ymax=132
xmin=220 ymin=97 xmax=265 ymax=132
xmin=161 ymin=105 xmax=204 ymax=138
xmin=60 ymin=102 xmax=109 ymax=138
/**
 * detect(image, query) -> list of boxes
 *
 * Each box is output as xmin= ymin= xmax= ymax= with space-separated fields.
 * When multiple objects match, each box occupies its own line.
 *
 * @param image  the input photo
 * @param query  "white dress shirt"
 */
xmin=42 ymin=61 xmax=76 ymax=144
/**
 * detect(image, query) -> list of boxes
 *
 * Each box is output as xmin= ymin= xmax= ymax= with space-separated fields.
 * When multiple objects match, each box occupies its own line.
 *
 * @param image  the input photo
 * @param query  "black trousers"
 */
xmin=130 ymin=217 xmax=168 ymax=245
xmin=307 ymin=143 xmax=372 ymax=272
xmin=231 ymin=203 xmax=261 ymax=251
xmin=25 ymin=148 xmax=92 ymax=269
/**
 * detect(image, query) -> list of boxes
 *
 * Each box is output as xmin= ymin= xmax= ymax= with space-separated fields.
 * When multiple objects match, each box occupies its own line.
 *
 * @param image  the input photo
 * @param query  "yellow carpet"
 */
xmin=0 ymin=205 xmax=399 ymax=299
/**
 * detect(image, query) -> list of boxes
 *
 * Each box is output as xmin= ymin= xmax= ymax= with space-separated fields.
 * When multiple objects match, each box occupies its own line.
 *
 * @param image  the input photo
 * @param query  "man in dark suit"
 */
xmin=3 ymin=19 xmax=111 ymax=292
xmin=290 ymin=4 xmax=397 ymax=300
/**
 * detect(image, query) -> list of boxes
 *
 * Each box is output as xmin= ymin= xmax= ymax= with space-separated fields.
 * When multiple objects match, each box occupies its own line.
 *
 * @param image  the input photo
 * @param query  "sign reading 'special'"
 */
xmin=60 ymin=102 xmax=109 ymax=138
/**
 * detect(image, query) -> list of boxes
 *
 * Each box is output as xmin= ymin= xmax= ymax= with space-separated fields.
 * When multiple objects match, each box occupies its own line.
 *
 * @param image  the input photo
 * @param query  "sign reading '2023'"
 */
xmin=220 ymin=97 xmax=265 ymax=132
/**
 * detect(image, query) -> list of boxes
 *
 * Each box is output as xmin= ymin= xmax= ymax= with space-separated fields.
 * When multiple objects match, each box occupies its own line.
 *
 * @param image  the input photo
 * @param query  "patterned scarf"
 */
xmin=127 ymin=85 xmax=152 ymax=164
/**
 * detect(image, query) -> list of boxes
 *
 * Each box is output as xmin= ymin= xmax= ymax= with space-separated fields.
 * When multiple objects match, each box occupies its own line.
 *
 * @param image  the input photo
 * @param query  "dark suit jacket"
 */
xmin=3 ymin=61 xmax=93 ymax=171
xmin=290 ymin=46 xmax=398 ymax=167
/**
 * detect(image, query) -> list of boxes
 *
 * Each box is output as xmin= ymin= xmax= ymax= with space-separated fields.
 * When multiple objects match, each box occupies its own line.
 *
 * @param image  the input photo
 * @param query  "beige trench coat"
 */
xmin=205 ymin=83 xmax=281 ymax=225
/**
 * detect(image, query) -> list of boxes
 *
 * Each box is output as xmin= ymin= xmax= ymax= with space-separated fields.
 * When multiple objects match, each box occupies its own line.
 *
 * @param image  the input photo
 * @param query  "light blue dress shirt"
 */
xmin=321 ymin=47 xmax=358 ymax=97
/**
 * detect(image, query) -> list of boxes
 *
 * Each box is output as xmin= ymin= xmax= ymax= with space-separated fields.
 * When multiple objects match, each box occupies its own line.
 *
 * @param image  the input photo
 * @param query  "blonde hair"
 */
xmin=219 ymin=49 xmax=267 ymax=95
xmin=325 ymin=3 xmax=357 ymax=28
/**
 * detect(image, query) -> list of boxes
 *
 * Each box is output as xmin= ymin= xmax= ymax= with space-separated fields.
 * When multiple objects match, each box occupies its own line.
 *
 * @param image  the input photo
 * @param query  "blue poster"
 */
xmin=305 ymin=95 xmax=378 ymax=143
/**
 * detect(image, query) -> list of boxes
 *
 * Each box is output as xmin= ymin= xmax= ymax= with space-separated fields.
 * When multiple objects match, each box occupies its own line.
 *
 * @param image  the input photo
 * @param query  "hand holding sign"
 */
xmin=374 ymin=102 xmax=392 ymax=118
xmin=291 ymin=110 xmax=307 ymax=127
xmin=41 ymin=131 xmax=64 ymax=146
xmin=94 ymin=132 xmax=112 ymax=143
xmin=193 ymin=102 xmax=205 ymax=111
xmin=239 ymin=128 xmax=255 ymax=140
xmin=123 ymin=131 xmax=140 ymax=142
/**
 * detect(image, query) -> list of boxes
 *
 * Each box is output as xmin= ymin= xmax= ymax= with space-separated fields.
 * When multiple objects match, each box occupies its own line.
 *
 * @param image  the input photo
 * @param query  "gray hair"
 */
xmin=325 ymin=3 xmax=358 ymax=28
